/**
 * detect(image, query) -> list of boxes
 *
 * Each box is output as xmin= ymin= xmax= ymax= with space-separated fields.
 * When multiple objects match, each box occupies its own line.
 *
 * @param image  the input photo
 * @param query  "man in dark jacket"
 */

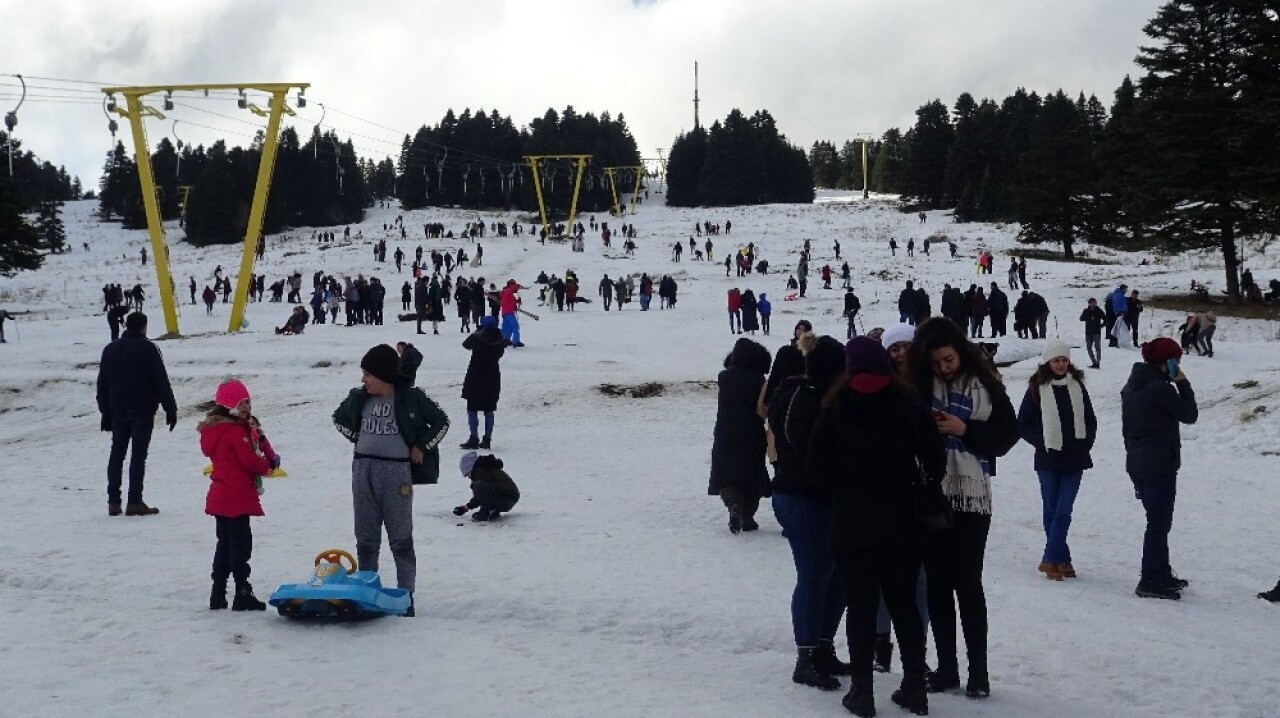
xmin=1121 ymin=338 xmax=1198 ymax=600
xmin=987 ymin=283 xmax=1008 ymax=337
xmin=96 ymin=312 xmax=178 ymax=516
xmin=1080 ymin=298 xmax=1106 ymax=369
xmin=897 ymin=281 xmax=917 ymax=325
xmin=843 ymin=288 xmax=862 ymax=339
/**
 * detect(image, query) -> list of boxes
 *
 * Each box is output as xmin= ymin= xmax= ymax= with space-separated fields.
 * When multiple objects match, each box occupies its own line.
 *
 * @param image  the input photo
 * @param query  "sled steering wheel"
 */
xmin=314 ymin=549 xmax=357 ymax=574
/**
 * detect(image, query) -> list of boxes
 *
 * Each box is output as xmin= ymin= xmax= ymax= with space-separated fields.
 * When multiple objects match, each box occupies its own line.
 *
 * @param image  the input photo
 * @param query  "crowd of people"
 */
xmin=706 ymin=300 xmax=1277 ymax=715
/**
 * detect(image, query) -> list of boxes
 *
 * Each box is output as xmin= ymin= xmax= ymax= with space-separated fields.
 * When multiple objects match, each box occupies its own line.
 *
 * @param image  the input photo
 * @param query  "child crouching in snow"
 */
xmin=199 ymin=379 xmax=273 ymax=611
xmin=453 ymin=452 xmax=520 ymax=522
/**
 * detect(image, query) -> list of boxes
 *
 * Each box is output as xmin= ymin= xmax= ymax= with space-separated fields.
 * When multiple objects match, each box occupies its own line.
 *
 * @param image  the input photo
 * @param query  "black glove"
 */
xmin=166 ymin=411 xmax=178 ymax=432
xmin=452 ymin=505 xmax=469 ymax=516
xmin=100 ymin=415 xmax=112 ymax=432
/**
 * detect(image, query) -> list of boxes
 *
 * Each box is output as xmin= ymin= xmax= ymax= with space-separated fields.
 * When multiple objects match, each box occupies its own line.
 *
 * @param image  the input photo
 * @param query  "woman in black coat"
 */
xmin=808 ymin=338 xmax=946 ymax=717
xmin=740 ymin=290 xmax=760 ymax=335
xmin=709 ymin=337 xmax=772 ymax=533
xmin=460 ymin=315 xmax=509 ymax=450
xmin=769 ymin=336 xmax=851 ymax=691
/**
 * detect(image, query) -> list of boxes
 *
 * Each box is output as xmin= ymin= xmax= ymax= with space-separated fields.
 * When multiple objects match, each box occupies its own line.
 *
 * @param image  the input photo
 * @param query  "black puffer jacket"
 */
xmin=708 ymin=339 xmax=771 ymax=497
xmin=1120 ymin=362 xmax=1197 ymax=475
xmin=467 ymin=455 xmax=520 ymax=506
xmin=461 ymin=327 xmax=508 ymax=411
xmin=807 ymin=383 xmax=946 ymax=551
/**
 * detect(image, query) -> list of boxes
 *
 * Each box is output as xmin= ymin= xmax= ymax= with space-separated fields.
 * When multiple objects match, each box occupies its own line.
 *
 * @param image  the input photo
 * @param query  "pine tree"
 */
xmin=665 ymin=126 xmax=707 ymax=207
xmin=1123 ymin=0 xmax=1280 ymax=302
xmin=0 ymin=176 xmax=43 ymax=275
xmin=35 ymin=200 xmax=68 ymax=253
xmin=869 ymin=128 xmax=907 ymax=194
xmin=1014 ymin=91 xmax=1094 ymax=258
xmin=903 ymin=100 xmax=954 ymax=208
xmin=184 ymin=141 xmax=242 ymax=246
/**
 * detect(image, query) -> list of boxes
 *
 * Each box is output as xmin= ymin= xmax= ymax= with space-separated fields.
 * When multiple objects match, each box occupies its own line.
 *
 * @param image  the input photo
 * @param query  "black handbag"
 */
xmin=912 ymin=470 xmax=953 ymax=531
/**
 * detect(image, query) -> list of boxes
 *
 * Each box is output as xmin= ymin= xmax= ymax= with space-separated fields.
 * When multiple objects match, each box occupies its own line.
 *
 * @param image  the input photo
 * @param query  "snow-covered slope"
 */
xmin=1 ymin=193 xmax=1277 ymax=717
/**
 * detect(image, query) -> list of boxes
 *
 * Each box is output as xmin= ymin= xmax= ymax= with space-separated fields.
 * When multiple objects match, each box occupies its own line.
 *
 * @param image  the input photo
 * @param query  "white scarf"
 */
xmin=933 ymin=375 xmax=995 ymax=515
xmin=1039 ymin=376 xmax=1086 ymax=452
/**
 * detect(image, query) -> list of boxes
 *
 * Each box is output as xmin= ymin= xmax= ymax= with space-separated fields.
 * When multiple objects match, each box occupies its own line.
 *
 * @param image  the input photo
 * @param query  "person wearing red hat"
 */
xmin=1121 ymin=337 xmax=1198 ymax=600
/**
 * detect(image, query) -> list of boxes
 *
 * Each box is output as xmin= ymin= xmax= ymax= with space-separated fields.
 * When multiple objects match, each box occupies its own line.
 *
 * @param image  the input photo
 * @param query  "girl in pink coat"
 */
xmin=198 ymin=379 xmax=272 ymax=611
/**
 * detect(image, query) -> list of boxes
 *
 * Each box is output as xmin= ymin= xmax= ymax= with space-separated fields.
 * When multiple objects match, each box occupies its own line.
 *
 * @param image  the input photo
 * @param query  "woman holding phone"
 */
xmin=907 ymin=318 xmax=1019 ymax=699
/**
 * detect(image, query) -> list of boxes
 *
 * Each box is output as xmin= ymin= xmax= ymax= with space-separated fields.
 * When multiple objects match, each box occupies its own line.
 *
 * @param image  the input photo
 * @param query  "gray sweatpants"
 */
xmin=352 ymin=458 xmax=416 ymax=591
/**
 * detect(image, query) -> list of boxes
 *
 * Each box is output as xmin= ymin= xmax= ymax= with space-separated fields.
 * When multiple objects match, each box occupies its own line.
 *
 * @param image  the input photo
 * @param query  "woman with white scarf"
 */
xmin=907 ymin=318 xmax=1019 ymax=699
xmin=1016 ymin=340 xmax=1097 ymax=581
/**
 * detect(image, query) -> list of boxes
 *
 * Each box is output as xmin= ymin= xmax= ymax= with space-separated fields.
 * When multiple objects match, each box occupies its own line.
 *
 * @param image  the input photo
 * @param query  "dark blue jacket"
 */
xmin=1017 ymin=381 xmax=1097 ymax=472
xmin=96 ymin=331 xmax=177 ymax=419
xmin=987 ymin=287 xmax=1008 ymax=317
xmin=1121 ymin=362 xmax=1197 ymax=475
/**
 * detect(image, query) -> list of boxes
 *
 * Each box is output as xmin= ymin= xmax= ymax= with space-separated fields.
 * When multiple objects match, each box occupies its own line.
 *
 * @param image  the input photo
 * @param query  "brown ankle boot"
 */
xmin=1039 ymin=561 xmax=1064 ymax=581
xmin=125 ymin=502 xmax=160 ymax=516
xmin=108 ymin=502 xmax=122 ymax=516
xmin=1058 ymin=562 xmax=1077 ymax=578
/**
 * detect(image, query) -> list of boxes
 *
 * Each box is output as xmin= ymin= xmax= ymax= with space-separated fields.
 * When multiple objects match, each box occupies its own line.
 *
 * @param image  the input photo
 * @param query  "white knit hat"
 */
xmin=1041 ymin=339 xmax=1071 ymax=365
xmin=880 ymin=323 xmax=916 ymax=349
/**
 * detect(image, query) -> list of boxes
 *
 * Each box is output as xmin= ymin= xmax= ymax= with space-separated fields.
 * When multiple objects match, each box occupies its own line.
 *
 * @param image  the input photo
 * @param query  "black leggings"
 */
xmin=925 ymin=511 xmax=990 ymax=675
xmin=837 ymin=545 xmax=927 ymax=678
xmin=212 ymin=515 xmax=254 ymax=582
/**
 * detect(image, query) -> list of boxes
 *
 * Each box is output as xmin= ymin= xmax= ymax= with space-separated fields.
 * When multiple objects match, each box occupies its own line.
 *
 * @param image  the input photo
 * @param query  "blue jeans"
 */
xmin=772 ymin=493 xmax=845 ymax=646
xmin=107 ymin=413 xmax=155 ymax=504
xmin=639 ymin=294 xmax=651 ymax=310
xmin=1037 ymin=470 xmax=1083 ymax=563
xmin=1134 ymin=472 xmax=1177 ymax=581
xmin=500 ymin=313 xmax=520 ymax=345
xmin=467 ymin=410 xmax=495 ymax=440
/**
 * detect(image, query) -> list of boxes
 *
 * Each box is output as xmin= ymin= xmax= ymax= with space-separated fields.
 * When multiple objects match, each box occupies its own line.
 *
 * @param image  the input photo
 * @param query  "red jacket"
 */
xmin=727 ymin=290 xmax=741 ymax=312
xmin=500 ymin=284 xmax=521 ymax=315
xmin=200 ymin=416 xmax=271 ymax=518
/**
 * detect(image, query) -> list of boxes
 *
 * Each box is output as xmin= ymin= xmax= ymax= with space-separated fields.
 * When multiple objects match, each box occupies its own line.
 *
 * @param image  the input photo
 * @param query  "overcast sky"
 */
xmin=1 ymin=0 xmax=1166 ymax=190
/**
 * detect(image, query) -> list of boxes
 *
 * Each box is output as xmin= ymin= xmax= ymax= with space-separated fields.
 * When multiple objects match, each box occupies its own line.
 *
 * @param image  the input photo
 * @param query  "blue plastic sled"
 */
xmin=269 ymin=549 xmax=410 ymax=619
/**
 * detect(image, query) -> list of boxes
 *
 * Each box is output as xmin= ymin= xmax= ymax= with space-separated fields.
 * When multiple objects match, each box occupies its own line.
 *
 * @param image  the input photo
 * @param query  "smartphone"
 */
xmin=1166 ymin=359 xmax=1179 ymax=377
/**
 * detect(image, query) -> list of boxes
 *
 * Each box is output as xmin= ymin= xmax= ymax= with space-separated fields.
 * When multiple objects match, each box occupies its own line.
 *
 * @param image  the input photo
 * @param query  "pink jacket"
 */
xmin=199 ymin=417 xmax=271 ymax=518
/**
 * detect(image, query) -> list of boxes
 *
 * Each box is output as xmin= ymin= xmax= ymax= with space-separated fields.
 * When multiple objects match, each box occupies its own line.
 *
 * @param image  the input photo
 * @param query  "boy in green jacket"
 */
xmin=333 ymin=344 xmax=449 ymax=615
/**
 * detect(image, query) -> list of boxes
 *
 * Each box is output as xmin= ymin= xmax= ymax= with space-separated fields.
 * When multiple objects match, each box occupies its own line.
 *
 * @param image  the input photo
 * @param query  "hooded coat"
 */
xmin=462 ymin=326 xmax=509 ymax=411
xmin=199 ymin=415 xmax=271 ymax=518
xmin=708 ymin=339 xmax=772 ymax=497
xmin=1120 ymin=362 xmax=1197 ymax=475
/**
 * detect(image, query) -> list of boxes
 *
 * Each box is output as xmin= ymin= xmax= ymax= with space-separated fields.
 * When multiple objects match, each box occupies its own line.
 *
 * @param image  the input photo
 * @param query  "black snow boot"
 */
xmin=231 ymin=581 xmax=267 ymax=611
xmin=925 ymin=665 xmax=960 ymax=693
xmin=793 ymin=646 xmax=841 ymax=691
xmin=210 ymin=579 xmax=228 ymax=610
xmin=478 ymin=435 xmax=491 ymax=450
xmin=727 ymin=504 xmax=743 ymax=534
xmin=1135 ymin=580 xmax=1181 ymax=600
xmin=891 ymin=673 xmax=929 ymax=715
xmin=841 ymin=676 xmax=876 ymax=717
xmin=965 ymin=666 xmax=990 ymax=698
xmin=873 ymin=633 xmax=893 ymax=673
xmin=814 ymin=639 xmax=852 ymax=676
xmin=459 ymin=436 xmax=480 ymax=450
xmin=741 ymin=515 xmax=760 ymax=532
xmin=1259 ymin=579 xmax=1280 ymax=603
xmin=404 ymin=593 xmax=415 ymax=618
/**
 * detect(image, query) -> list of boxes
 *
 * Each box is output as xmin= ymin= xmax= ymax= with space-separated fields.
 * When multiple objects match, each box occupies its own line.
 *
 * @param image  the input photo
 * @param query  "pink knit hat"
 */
xmin=214 ymin=379 xmax=250 ymax=410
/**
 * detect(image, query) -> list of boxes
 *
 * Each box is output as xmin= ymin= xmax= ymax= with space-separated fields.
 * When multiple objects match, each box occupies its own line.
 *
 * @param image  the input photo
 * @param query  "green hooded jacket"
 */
xmin=333 ymin=386 xmax=450 ymax=484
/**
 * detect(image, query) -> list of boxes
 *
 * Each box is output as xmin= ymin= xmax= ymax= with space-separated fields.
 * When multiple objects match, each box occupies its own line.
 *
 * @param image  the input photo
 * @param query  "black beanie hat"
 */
xmin=805 ymin=336 xmax=846 ymax=389
xmin=361 ymin=344 xmax=400 ymax=385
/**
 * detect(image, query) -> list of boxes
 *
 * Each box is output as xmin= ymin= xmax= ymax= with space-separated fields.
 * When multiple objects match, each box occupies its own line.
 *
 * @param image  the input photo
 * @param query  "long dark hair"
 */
xmin=1028 ymin=362 xmax=1085 ymax=388
xmin=908 ymin=317 xmax=1007 ymax=399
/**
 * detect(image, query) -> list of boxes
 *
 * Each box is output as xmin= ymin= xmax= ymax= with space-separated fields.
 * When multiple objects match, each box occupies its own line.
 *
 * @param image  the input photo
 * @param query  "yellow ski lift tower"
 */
xmin=523 ymin=154 xmax=591 ymax=238
xmin=603 ymin=165 xmax=644 ymax=216
xmin=100 ymin=82 xmax=309 ymax=336
xmin=853 ymin=133 xmax=875 ymax=199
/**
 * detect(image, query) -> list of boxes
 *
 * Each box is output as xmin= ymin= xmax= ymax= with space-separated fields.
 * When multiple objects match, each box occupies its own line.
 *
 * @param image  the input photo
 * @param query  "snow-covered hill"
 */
xmin=2 ymin=193 xmax=1277 ymax=717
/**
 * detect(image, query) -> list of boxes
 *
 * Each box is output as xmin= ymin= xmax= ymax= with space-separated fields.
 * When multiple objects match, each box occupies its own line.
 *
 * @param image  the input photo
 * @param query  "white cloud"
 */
xmin=0 ymin=0 xmax=1164 ymax=189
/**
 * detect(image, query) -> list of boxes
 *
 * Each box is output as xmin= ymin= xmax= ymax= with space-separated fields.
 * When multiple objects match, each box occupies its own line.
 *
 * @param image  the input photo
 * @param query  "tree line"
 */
xmin=665 ymin=109 xmax=815 ymax=207
xmin=811 ymin=1 xmax=1279 ymax=301
xmin=0 ymin=131 xmax=80 ymax=274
